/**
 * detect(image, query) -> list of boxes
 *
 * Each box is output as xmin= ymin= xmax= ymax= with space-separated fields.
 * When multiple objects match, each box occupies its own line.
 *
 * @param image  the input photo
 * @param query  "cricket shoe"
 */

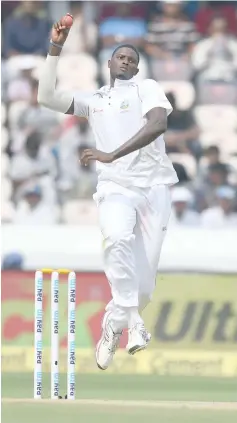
xmin=126 ymin=323 xmax=151 ymax=355
xmin=96 ymin=312 xmax=122 ymax=370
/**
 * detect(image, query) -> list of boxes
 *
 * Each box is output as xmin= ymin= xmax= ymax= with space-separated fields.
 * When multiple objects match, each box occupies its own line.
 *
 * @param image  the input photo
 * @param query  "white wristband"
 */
xmin=50 ymin=39 xmax=63 ymax=49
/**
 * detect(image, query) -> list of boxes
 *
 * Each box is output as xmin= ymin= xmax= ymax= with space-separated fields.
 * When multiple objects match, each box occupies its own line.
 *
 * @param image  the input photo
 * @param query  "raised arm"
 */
xmin=37 ymin=15 xmax=75 ymax=115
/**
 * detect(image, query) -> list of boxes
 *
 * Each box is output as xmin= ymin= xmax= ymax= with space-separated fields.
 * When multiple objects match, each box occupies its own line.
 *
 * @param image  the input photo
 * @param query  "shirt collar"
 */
xmin=95 ymin=78 xmax=136 ymax=97
xmin=113 ymin=77 xmax=136 ymax=88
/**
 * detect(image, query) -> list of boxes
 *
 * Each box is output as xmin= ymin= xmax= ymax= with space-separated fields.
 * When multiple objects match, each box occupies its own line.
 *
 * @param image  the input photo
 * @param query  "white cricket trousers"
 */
xmin=94 ymin=182 xmax=171 ymax=332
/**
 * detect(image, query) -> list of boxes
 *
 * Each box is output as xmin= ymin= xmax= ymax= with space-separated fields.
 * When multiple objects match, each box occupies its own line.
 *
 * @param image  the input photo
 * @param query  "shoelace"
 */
xmin=129 ymin=324 xmax=149 ymax=342
xmin=140 ymin=327 xmax=149 ymax=342
xmin=103 ymin=325 xmax=121 ymax=353
xmin=108 ymin=333 xmax=121 ymax=353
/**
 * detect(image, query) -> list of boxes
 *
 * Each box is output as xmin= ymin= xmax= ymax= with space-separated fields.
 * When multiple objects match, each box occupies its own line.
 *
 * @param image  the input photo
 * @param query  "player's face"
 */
xmin=174 ymin=201 xmax=187 ymax=214
xmin=218 ymin=198 xmax=232 ymax=213
xmin=108 ymin=47 xmax=139 ymax=80
xmin=22 ymin=1 xmax=37 ymax=14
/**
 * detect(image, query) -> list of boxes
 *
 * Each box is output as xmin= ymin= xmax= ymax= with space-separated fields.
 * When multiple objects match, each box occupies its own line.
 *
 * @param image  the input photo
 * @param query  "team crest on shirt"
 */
xmin=120 ymin=100 xmax=129 ymax=110
xmin=92 ymin=108 xmax=104 ymax=113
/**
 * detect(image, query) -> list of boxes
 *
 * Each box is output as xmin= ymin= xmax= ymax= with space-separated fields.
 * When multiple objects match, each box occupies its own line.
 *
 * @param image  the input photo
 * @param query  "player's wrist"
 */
xmin=49 ymin=42 xmax=63 ymax=57
xmin=50 ymin=39 xmax=64 ymax=48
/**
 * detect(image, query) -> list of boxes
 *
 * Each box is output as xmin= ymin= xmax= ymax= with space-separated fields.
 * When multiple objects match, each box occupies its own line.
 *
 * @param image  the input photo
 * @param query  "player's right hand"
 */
xmin=51 ymin=15 xmax=73 ymax=46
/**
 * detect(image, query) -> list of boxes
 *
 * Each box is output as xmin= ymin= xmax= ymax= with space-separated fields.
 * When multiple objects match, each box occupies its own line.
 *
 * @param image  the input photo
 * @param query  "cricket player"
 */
xmin=38 ymin=16 xmax=178 ymax=370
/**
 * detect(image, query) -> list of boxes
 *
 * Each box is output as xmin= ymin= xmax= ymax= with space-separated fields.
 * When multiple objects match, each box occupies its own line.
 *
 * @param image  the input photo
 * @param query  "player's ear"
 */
xmin=108 ymin=60 xmax=111 ymax=69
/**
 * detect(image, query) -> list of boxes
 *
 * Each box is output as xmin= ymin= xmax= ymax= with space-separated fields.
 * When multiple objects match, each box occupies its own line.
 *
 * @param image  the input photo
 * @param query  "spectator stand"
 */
xmin=1 ymin=0 xmax=237 ymax=228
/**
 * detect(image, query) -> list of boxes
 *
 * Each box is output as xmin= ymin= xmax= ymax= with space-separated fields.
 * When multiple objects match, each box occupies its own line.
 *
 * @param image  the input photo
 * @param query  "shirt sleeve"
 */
xmin=73 ymin=92 xmax=92 ymax=119
xmin=140 ymin=79 xmax=173 ymax=117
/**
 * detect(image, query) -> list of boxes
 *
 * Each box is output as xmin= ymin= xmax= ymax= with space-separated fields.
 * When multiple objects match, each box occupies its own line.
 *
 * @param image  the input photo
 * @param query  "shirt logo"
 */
xmin=97 ymin=195 xmax=105 ymax=204
xmin=120 ymin=100 xmax=129 ymax=110
xmin=93 ymin=108 xmax=103 ymax=113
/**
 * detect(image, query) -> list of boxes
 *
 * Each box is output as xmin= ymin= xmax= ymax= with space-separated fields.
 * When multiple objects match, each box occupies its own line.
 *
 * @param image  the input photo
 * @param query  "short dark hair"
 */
xmin=205 ymin=145 xmax=220 ymax=155
xmin=172 ymin=163 xmax=191 ymax=182
xmin=166 ymin=92 xmax=176 ymax=107
xmin=112 ymin=44 xmax=140 ymax=63
xmin=209 ymin=163 xmax=229 ymax=175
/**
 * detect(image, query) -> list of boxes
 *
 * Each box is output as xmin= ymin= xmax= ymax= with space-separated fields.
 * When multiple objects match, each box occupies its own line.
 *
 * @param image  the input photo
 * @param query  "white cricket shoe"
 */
xmin=96 ymin=312 xmax=122 ymax=370
xmin=126 ymin=323 xmax=151 ymax=355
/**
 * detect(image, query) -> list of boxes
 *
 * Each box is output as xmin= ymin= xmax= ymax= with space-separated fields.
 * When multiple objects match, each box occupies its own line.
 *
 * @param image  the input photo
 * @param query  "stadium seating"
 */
xmin=1 ymin=200 xmax=15 ymax=222
xmin=199 ymin=131 xmax=237 ymax=154
xmin=150 ymin=59 xmax=193 ymax=82
xmin=160 ymin=81 xmax=195 ymax=110
xmin=1 ymin=103 xmax=6 ymax=125
xmin=168 ymin=153 xmax=197 ymax=178
xmin=62 ymin=200 xmax=98 ymax=224
xmin=5 ymin=55 xmax=45 ymax=80
xmin=57 ymin=54 xmax=98 ymax=90
xmin=8 ymin=101 xmax=29 ymax=130
xmin=1 ymin=153 xmax=10 ymax=176
xmin=1 ymin=178 xmax=12 ymax=202
xmin=194 ymin=105 xmax=237 ymax=132
xmin=196 ymin=81 xmax=237 ymax=105
xmin=1 ymin=127 xmax=9 ymax=151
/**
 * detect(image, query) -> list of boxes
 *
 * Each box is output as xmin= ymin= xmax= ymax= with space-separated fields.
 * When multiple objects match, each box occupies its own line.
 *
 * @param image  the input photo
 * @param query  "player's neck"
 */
xmin=110 ymin=77 xmax=135 ymax=88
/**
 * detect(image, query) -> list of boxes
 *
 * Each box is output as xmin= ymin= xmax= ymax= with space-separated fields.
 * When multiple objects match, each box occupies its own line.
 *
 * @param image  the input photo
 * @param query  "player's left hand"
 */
xmin=80 ymin=148 xmax=114 ymax=165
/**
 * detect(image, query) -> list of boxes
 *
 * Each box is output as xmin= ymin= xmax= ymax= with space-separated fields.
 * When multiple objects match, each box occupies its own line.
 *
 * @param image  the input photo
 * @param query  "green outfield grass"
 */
xmin=2 ymin=374 xmax=237 ymax=423
xmin=2 ymin=402 xmax=237 ymax=423
xmin=2 ymin=373 xmax=237 ymax=401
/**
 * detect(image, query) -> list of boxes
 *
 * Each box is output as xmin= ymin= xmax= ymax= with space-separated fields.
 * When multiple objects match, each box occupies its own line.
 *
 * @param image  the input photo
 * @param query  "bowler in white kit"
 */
xmin=38 ymin=16 xmax=178 ymax=370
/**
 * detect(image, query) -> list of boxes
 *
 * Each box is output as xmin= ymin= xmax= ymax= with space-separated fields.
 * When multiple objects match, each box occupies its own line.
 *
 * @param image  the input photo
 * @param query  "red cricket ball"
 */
xmin=62 ymin=14 xmax=73 ymax=28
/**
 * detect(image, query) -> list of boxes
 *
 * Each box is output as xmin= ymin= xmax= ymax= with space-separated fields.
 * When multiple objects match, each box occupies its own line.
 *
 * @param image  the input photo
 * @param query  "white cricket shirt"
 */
xmin=73 ymin=78 xmax=178 ymax=188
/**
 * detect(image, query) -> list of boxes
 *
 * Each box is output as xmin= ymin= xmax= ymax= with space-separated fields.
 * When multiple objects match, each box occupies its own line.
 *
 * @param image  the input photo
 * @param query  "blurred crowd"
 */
xmin=1 ymin=0 xmax=237 ymax=228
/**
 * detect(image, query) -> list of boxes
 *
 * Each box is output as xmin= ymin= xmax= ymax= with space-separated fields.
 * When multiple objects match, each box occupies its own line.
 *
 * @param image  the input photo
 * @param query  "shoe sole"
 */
xmin=127 ymin=332 xmax=151 ymax=356
xmin=97 ymin=362 xmax=106 ymax=370
xmin=128 ymin=343 xmax=147 ymax=356
xmin=95 ymin=338 xmax=107 ymax=370
xmin=95 ymin=312 xmax=112 ymax=371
